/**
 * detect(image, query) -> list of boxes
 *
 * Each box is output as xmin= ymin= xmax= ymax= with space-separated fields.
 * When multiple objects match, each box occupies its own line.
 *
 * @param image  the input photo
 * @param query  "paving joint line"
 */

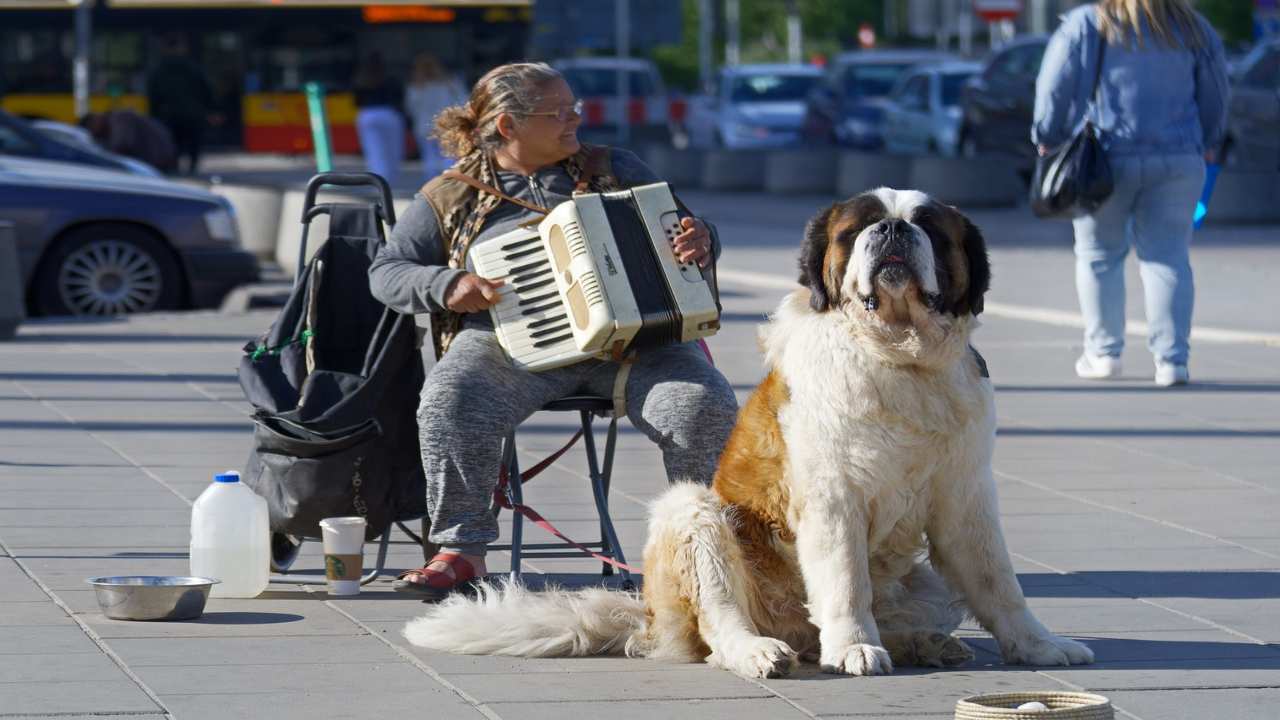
xmin=1008 ymin=550 xmax=1271 ymax=647
xmin=994 ymin=467 xmax=1280 ymax=562
xmin=0 ymin=537 xmax=173 ymax=719
xmin=309 ymin=587 xmax=505 ymax=720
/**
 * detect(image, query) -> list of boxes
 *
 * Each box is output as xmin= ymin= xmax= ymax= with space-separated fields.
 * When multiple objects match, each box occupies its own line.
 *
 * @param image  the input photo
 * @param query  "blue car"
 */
xmin=802 ymin=49 xmax=955 ymax=149
xmin=687 ymin=64 xmax=823 ymax=150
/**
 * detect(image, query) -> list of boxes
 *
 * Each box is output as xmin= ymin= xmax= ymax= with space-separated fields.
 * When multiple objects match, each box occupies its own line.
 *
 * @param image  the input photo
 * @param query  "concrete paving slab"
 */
xmin=134 ymin=658 xmax=440 ymax=696
xmin=157 ymin=688 xmax=485 ymax=720
xmin=0 ymin=679 xmax=163 ymax=716
xmin=0 ymin=650 xmax=132 ymax=684
xmin=0 ymin=524 xmax=190 ymax=549
xmin=441 ymin=666 xmax=775 ymax=704
xmin=2 ymin=625 xmax=109 ymax=655
xmin=0 ymin=559 xmax=50 ymax=601
xmin=485 ymin=698 xmax=813 ymax=720
xmin=759 ymin=664 xmax=1054 ymax=717
xmin=106 ymin=634 xmax=406 ymax=667
xmin=1104 ymin=687 xmax=1280 ymax=719
xmin=0 ymin=489 xmax=187 ymax=510
xmin=0 ymin=600 xmax=73 ymax=625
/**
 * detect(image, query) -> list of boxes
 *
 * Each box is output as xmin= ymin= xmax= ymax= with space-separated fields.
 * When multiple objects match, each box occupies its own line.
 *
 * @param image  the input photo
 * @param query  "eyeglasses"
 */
xmin=525 ymin=99 xmax=584 ymax=123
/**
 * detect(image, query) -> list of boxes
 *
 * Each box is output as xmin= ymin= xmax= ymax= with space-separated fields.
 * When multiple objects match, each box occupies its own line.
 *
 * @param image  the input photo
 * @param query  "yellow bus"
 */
xmin=0 ymin=1 xmax=531 ymax=153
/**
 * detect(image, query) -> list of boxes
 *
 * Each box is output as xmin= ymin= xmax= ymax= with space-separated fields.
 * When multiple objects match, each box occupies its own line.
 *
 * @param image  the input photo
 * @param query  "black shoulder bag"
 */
xmin=1030 ymin=30 xmax=1113 ymax=219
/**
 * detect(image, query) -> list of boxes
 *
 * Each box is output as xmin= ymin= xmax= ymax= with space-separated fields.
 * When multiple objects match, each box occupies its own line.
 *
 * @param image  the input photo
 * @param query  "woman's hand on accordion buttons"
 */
xmin=673 ymin=217 xmax=712 ymax=268
xmin=445 ymin=272 xmax=505 ymax=314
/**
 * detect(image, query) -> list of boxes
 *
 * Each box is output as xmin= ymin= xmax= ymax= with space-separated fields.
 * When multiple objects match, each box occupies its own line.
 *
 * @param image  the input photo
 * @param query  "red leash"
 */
xmin=494 ymin=431 xmax=641 ymax=574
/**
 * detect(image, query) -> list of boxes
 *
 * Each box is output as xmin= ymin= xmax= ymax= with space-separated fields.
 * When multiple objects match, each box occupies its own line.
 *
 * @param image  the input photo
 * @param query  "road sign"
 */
xmin=973 ymin=0 xmax=1021 ymax=22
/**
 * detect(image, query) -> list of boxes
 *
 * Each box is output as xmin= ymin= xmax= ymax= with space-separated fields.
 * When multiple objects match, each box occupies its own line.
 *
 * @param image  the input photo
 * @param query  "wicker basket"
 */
xmin=955 ymin=692 xmax=1113 ymax=720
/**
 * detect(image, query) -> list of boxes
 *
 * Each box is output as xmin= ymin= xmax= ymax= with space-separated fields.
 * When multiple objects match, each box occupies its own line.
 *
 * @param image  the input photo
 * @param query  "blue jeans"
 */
xmin=1072 ymin=154 xmax=1204 ymax=366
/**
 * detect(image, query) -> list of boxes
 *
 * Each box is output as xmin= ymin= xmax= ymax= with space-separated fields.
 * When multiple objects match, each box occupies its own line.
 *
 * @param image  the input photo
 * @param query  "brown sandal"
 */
xmin=393 ymin=553 xmax=481 ymax=601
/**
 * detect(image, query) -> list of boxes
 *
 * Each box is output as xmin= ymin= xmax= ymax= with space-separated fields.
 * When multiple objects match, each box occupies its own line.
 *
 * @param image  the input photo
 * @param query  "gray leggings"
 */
xmin=416 ymin=328 xmax=739 ymax=553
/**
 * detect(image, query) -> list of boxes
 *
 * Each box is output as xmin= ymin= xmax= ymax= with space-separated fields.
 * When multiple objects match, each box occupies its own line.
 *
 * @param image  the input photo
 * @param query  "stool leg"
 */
xmin=585 ymin=411 xmax=632 ymax=588
xmin=502 ymin=433 xmax=524 ymax=584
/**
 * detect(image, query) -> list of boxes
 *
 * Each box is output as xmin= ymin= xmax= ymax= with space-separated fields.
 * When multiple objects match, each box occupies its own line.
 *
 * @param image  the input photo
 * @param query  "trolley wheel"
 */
xmin=270 ymin=532 xmax=303 ymax=572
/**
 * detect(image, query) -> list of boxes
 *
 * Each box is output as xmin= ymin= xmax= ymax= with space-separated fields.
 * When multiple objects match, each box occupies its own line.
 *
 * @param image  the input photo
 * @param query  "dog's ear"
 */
xmin=798 ymin=203 xmax=836 ymax=312
xmin=956 ymin=217 xmax=991 ymax=316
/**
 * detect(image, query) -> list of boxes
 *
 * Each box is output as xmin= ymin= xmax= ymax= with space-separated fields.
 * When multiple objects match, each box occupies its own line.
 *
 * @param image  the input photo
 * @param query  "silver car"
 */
xmin=0 ymin=156 xmax=257 ymax=316
xmin=688 ymin=64 xmax=823 ymax=150
xmin=882 ymin=61 xmax=982 ymax=157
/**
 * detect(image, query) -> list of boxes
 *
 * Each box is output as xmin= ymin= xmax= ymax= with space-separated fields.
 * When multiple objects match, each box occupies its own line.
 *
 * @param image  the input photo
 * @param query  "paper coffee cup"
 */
xmin=319 ymin=517 xmax=366 ymax=596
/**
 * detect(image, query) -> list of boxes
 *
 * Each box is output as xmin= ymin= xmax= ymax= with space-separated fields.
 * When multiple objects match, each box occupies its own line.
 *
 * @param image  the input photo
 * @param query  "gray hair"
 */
xmin=434 ymin=62 xmax=563 ymax=158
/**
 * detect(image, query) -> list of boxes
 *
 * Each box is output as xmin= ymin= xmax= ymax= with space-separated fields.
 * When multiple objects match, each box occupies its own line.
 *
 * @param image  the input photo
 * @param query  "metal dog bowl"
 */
xmin=86 ymin=576 xmax=218 ymax=621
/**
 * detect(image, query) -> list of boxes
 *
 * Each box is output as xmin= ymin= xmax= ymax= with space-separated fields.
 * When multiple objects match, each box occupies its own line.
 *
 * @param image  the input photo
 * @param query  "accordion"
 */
xmin=469 ymin=182 xmax=720 ymax=371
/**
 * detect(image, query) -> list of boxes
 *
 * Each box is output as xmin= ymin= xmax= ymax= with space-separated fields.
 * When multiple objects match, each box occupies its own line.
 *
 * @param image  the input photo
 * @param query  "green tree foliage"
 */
xmin=649 ymin=0 xmax=884 ymax=93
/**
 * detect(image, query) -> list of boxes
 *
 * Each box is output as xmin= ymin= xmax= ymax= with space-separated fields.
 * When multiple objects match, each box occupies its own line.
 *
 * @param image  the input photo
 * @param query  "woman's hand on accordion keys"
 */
xmin=673 ymin=217 xmax=713 ymax=269
xmin=445 ymin=272 xmax=505 ymax=313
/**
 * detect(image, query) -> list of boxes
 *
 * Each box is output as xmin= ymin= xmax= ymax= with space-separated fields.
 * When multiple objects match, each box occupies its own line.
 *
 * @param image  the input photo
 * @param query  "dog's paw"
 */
xmin=820 ymin=642 xmax=894 ymax=676
xmin=1005 ymin=633 xmax=1094 ymax=666
xmin=709 ymin=636 xmax=798 ymax=679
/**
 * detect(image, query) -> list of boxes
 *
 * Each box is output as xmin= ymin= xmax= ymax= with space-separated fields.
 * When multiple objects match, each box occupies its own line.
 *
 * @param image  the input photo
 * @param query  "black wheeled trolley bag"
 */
xmin=238 ymin=173 xmax=426 ymax=581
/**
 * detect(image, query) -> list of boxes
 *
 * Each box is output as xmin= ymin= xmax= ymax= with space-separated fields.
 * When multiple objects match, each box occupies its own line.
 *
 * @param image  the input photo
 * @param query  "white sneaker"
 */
xmin=1154 ymin=363 xmax=1189 ymax=387
xmin=1075 ymin=353 xmax=1122 ymax=380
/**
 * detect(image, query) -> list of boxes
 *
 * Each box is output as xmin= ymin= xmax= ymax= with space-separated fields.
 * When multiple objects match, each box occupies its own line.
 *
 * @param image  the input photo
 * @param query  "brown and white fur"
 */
xmin=403 ymin=188 xmax=1094 ymax=679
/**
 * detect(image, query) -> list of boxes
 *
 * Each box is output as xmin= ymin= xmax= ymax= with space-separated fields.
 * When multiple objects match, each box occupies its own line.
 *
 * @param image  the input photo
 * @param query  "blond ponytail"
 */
xmin=432 ymin=62 xmax=563 ymax=159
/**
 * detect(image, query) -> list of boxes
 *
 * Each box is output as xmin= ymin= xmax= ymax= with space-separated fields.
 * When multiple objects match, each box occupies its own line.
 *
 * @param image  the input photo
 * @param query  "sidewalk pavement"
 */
xmin=3 ymin=193 xmax=1280 ymax=719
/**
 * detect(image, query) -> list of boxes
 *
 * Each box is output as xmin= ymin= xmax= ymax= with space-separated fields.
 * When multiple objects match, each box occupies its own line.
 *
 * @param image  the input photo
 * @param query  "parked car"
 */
xmin=552 ymin=57 xmax=683 ymax=145
xmin=0 ymin=156 xmax=257 ymax=316
xmin=1222 ymin=37 xmax=1280 ymax=170
xmin=0 ymin=109 xmax=160 ymax=177
xmin=685 ymin=63 xmax=822 ymax=149
xmin=802 ymin=49 xmax=954 ymax=149
xmin=882 ymin=61 xmax=982 ymax=156
xmin=957 ymin=35 xmax=1047 ymax=171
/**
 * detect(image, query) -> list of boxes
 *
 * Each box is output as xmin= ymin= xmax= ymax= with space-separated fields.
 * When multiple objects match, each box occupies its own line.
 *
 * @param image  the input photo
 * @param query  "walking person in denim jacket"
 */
xmin=1033 ymin=0 xmax=1229 ymax=386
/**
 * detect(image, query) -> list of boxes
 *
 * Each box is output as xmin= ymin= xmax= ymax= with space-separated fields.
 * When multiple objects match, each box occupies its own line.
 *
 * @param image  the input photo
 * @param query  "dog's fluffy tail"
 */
xmin=402 ymin=581 xmax=646 ymax=657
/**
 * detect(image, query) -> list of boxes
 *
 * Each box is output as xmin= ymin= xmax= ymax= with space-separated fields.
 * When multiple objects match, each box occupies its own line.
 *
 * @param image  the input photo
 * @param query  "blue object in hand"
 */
xmin=1193 ymin=162 xmax=1220 ymax=229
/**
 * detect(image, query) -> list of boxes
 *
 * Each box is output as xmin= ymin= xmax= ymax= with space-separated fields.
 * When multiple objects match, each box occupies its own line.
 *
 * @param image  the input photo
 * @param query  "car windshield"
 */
xmin=560 ymin=68 xmax=656 ymax=97
xmin=940 ymin=72 xmax=974 ymax=106
xmin=843 ymin=63 xmax=913 ymax=98
xmin=728 ymin=72 xmax=819 ymax=102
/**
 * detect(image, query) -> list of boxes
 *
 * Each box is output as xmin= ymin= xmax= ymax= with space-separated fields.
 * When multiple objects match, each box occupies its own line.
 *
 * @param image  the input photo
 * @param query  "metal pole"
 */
xmin=698 ymin=0 xmax=714 ymax=94
xmin=615 ymin=0 xmax=631 ymax=146
xmin=958 ymin=0 xmax=973 ymax=57
xmin=1030 ymin=0 xmax=1049 ymax=35
xmin=304 ymin=82 xmax=333 ymax=173
xmin=73 ymin=0 xmax=93 ymax=120
xmin=785 ymin=0 xmax=802 ymax=65
xmin=725 ymin=0 xmax=740 ymax=67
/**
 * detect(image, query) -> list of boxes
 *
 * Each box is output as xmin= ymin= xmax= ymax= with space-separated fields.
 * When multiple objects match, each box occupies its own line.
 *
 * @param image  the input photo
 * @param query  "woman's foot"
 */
xmin=1075 ymin=353 xmax=1122 ymax=380
xmin=394 ymin=552 xmax=486 ymax=600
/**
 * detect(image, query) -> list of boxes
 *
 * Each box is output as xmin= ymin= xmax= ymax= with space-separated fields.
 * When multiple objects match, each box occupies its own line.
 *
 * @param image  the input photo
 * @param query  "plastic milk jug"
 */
xmin=190 ymin=471 xmax=270 ymax=598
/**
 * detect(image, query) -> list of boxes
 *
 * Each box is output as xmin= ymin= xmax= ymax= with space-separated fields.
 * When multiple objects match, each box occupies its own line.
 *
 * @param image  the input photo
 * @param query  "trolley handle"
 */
xmin=301 ymin=172 xmax=397 ymax=226
xmin=294 ymin=172 xmax=397 ymax=286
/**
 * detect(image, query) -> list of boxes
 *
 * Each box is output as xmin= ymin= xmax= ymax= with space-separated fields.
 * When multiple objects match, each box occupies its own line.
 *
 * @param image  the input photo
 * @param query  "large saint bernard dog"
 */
xmin=404 ymin=188 xmax=1094 ymax=678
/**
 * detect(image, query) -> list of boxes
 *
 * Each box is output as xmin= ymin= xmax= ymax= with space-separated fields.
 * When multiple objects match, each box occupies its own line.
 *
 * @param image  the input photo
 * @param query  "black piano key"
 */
xmin=530 ymin=322 xmax=571 ymax=339
xmin=528 ymin=314 xmax=567 ymax=329
xmin=500 ymin=236 xmax=542 ymax=252
xmin=522 ymin=300 xmax=562 ymax=316
xmin=517 ymin=291 xmax=558 ymax=307
xmin=532 ymin=332 xmax=575 ymax=348
xmin=514 ymin=277 xmax=554 ymax=293
xmin=508 ymin=259 xmax=549 ymax=276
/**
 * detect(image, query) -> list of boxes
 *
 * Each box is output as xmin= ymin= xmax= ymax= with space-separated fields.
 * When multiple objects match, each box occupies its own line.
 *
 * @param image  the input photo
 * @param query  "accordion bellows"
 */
xmin=470 ymin=182 xmax=720 ymax=371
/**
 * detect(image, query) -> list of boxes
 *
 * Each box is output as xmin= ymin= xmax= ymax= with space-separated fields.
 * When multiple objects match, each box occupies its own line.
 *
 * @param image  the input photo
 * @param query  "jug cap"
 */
xmin=214 ymin=471 xmax=241 ymax=483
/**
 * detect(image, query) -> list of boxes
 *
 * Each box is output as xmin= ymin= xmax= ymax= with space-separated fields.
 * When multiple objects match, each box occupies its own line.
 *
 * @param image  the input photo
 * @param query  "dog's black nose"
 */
xmin=874 ymin=219 xmax=911 ymax=238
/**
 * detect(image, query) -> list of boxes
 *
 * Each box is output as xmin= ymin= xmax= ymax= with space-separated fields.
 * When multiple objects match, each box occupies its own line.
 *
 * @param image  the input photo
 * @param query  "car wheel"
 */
xmin=35 ymin=224 xmax=183 ymax=317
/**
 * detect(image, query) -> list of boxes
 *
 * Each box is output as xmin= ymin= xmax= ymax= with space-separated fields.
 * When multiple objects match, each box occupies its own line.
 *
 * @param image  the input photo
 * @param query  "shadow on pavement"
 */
xmin=997 ymin=427 xmax=1280 ymax=438
xmin=185 ymin=611 xmax=305 ymax=624
xmin=13 ymin=333 xmax=249 ymax=344
xmin=997 ymin=382 xmax=1280 ymax=393
xmin=0 ymin=371 xmax=234 ymax=383
xmin=1021 ymin=571 xmax=1280 ymax=600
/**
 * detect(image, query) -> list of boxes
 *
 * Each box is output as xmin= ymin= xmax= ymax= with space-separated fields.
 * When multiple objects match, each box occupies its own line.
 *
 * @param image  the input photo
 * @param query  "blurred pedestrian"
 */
xmin=81 ymin=109 xmax=178 ymax=174
xmin=353 ymin=52 xmax=406 ymax=186
xmin=147 ymin=35 xmax=213 ymax=175
xmin=406 ymin=53 xmax=466 ymax=181
xmin=1033 ymin=0 xmax=1229 ymax=387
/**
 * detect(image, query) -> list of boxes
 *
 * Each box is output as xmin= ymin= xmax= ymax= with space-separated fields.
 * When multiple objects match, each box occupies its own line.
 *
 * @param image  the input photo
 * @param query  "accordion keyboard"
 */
xmin=469 ymin=227 xmax=591 ymax=371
